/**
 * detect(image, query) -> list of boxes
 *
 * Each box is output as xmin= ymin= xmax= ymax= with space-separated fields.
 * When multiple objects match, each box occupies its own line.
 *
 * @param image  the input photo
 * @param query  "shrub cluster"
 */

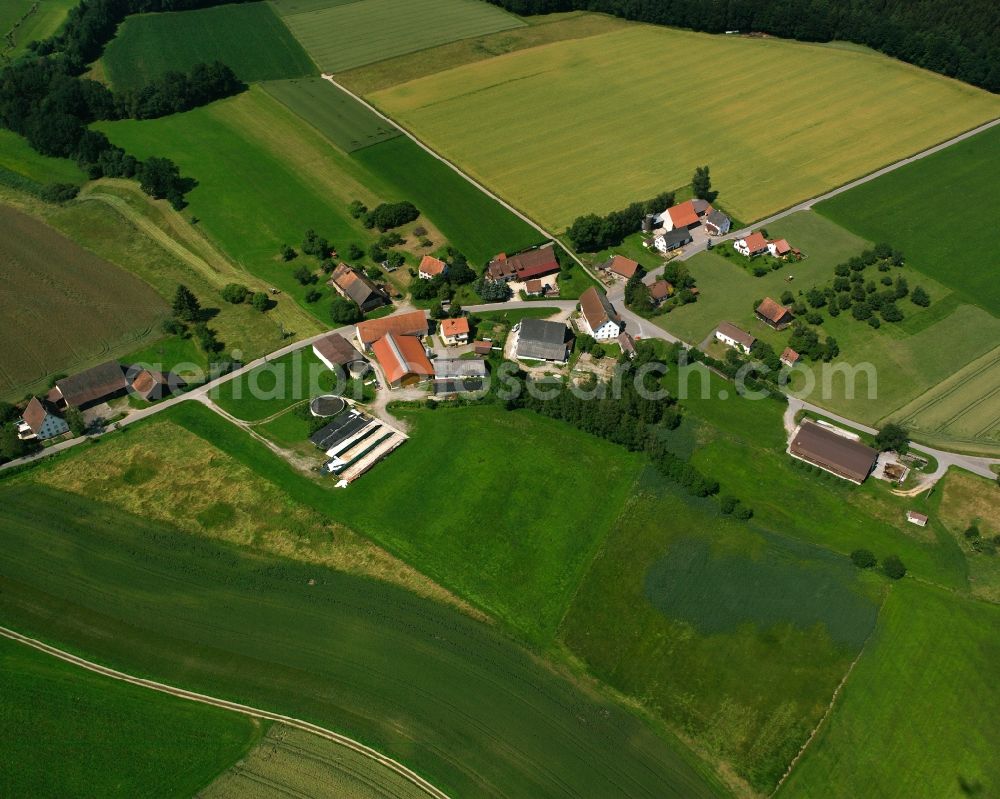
xmin=567 ymin=190 xmax=675 ymax=252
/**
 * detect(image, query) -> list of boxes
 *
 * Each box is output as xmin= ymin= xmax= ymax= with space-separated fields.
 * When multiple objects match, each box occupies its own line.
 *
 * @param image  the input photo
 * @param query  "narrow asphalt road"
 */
xmin=0 ymin=625 xmax=452 ymax=799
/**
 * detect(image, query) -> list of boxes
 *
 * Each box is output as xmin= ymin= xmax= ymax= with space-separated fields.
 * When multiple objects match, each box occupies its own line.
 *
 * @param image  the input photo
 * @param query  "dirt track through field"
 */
xmin=0 ymin=624 xmax=452 ymax=799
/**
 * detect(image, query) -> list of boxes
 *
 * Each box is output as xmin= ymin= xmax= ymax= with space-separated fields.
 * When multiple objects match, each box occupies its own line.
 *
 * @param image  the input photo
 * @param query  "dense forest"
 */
xmin=487 ymin=0 xmax=1000 ymax=93
xmin=0 ymin=0 xmax=251 ymax=205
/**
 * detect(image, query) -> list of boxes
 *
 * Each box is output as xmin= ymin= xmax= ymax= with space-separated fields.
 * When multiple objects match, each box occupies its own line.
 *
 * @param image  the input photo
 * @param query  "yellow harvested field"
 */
xmin=370 ymin=24 xmax=1000 ymax=229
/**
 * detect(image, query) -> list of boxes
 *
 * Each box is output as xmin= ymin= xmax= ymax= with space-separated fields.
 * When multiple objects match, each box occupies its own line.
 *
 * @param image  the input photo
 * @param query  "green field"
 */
xmin=0 ymin=635 xmax=260 ymax=797
xmin=101 ymin=2 xmax=315 ymax=90
xmin=0 ymin=0 xmax=76 ymax=60
xmin=561 ymin=474 xmax=881 ymax=792
xmin=369 ymin=23 xmax=1000 ymax=230
xmin=277 ymin=0 xmax=525 ymax=73
xmin=0 ymin=202 xmax=168 ymax=399
xmin=655 ymin=212 xmax=1000 ymax=428
xmin=263 ymin=76 xmax=401 ymax=151
xmin=779 ymin=581 xmax=1000 ymax=798
xmin=352 ymin=136 xmax=542 ymax=265
xmin=202 ymin=724 xmax=431 ymax=799
xmin=0 ymin=474 xmax=723 ymax=799
xmin=0 ymin=129 xmax=86 ymax=185
xmin=818 ymin=124 xmax=1000 ymax=317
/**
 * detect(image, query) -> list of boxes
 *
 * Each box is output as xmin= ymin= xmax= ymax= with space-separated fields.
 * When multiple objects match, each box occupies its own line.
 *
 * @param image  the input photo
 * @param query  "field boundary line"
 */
xmin=0 ymin=624 xmax=453 ymax=799
xmin=768 ymin=591 xmax=887 ymax=797
xmin=318 ymin=73 xmax=598 ymax=280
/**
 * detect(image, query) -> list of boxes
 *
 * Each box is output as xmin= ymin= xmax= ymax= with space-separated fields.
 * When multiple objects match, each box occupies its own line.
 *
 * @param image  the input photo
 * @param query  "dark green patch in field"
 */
xmin=645 ymin=535 xmax=877 ymax=649
xmin=0 ymin=634 xmax=259 ymax=797
xmin=120 ymin=461 xmax=159 ymax=486
xmin=263 ymin=77 xmax=400 ymax=152
xmin=352 ymin=136 xmax=540 ymax=265
xmin=102 ymin=3 xmax=316 ymax=90
xmin=197 ymin=501 xmax=237 ymax=529
xmin=0 ymin=482 xmax=723 ymax=799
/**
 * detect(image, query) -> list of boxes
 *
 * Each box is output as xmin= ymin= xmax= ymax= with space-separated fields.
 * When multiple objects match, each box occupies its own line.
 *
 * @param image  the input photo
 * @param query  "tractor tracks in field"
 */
xmin=0 ymin=624 xmax=453 ymax=799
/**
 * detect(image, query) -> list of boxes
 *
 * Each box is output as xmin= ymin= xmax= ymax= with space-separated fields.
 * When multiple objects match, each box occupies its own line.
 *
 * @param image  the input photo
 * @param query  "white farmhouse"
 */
xmin=18 ymin=396 xmax=69 ymax=441
xmin=714 ymin=321 xmax=756 ymax=353
xmin=579 ymin=286 xmax=621 ymax=341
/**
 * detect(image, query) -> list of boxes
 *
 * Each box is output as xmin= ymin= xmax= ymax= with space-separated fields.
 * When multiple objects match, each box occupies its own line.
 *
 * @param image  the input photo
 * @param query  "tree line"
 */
xmin=0 ymin=0 xmax=250 ymax=208
xmin=567 ymin=189 xmax=675 ymax=252
xmin=485 ymin=0 xmax=1000 ymax=93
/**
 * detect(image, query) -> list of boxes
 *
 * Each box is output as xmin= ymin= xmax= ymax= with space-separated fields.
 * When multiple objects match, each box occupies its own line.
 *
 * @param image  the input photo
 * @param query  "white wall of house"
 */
xmin=715 ymin=330 xmax=751 ymax=353
xmin=441 ymin=332 xmax=469 ymax=346
xmin=591 ymin=319 xmax=621 ymax=340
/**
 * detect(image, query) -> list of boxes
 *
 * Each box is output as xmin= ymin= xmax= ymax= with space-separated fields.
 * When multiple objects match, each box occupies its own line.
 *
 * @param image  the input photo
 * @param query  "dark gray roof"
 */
xmin=56 ymin=361 xmax=127 ymax=407
xmin=706 ymin=209 xmax=730 ymax=228
xmin=661 ymin=228 xmax=693 ymax=247
xmin=310 ymin=412 xmax=370 ymax=451
xmin=516 ymin=318 xmax=569 ymax=361
xmin=433 ymin=358 xmax=488 ymax=380
xmin=313 ymin=332 xmax=366 ymax=366
xmin=790 ymin=421 xmax=878 ymax=483
xmin=434 ymin=378 xmax=485 ymax=395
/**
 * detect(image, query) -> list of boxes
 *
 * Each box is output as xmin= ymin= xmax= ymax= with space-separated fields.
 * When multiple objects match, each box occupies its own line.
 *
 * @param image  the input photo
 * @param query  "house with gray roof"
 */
xmin=514 ymin=318 xmax=570 ymax=362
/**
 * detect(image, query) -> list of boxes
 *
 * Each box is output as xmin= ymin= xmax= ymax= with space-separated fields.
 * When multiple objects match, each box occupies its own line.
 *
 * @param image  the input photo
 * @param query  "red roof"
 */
xmin=741 ymin=232 xmax=768 ymax=253
xmin=356 ymin=310 xmax=428 ymax=348
xmin=781 ymin=347 xmax=800 ymax=364
xmin=21 ymin=396 xmax=48 ymax=434
xmin=667 ymin=201 xmax=699 ymax=228
xmin=441 ymin=317 xmax=470 ymax=337
xmin=418 ymin=255 xmax=447 ymax=277
xmin=473 ymin=340 xmax=492 ymax=355
xmin=371 ymin=333 xmax=434 ymax=385
xmin=525 ymin=278 xmax=543 ymax=294
xmin=607 ymin=255 xmax=639 ymax=278
xmin=649 ymin=280 xmax=673 ymax=300
xmin=486 ymin=244 xmax=559 ymax=281
xmin=770 ymin=239 xmax=791 ymax=255
xmin=756 ymin=297 xmax=793 ymax=325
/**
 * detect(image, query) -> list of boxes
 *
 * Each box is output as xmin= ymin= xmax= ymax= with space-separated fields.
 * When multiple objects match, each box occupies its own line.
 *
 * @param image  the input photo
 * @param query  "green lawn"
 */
xmin=0 ymin=477 xmax=724 ymax=799
xmin=0 ymin=635 xmax=260 ymax=797
xmin=657 ymin=211 xmax=1000 ymax=426
xmin=0 ymin=0 xmax=76 ymax=60
xmin=779 ymin=581 xmax=1000 ymax=798
xmin=101 ymin=2 xmax=315 ymax=90
xmin=263 ymin=76 xmax=401 ymax=151
xmin=276 ymin=0 xmax=525 ymax=73
xmin=351 ymin=136 xmax=541 ymax=266
xmin=561 ymin=473 xmax=881 ymax=793
xmin=817 ymin=124 xmax=1000 ymax=317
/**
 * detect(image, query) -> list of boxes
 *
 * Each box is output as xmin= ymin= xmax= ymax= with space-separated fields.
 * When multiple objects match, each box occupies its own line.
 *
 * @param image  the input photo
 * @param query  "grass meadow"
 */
xmin=263 ymin=76 xmax=401 ymax=151
xmin=0 ymin=203 xmax=167 ymax=399
xmin=202 ymin=724 xmax=430 ymax=799
xmin=0 ymin=129 xmax=86 ymax=185
xmin=0 ymin=0 xmax=76 ymax=60
xmin=561 ymin=473 xmax=881 ymax=793
xmin=369 ymin=24 xmax=1000 ymax=230
xmin=656 ymin=212 xmax=1000 ymax=429
xmin=276 ymin=0 xmax=525 ymax=73
xmin=817 ymin=123 xmax=1000 ymax=317
xmin=931 ymin=469 xmax=1000 ymax=602
xmin=0 ymin=635 xmax=261 ymax=797
xmin=778 ymin=581 xmax=1000 ymax=798
xmin=0 ymin=475 xmax=723 ymax=799
xmin=100 ymin=2 xmax=315 ymax=90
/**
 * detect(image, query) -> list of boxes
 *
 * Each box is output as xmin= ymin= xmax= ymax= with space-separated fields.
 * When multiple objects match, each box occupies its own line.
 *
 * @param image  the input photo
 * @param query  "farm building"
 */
xmin=715 ymin=322 xmax=756 ymax=353
xmin=789 ymin=420 xmax=879 ymax=484
xmin=440 ymin=316 xmax=471 ymax=346
xmin=734 ymin=231 xmax=769 ymax=257
xmin=356 ymin=310 xmax=428 ymax=350
xmin=328 ymin=263 xmax=389 ymax=313
xmin=601 ymin=254 xmax=640 ymax=280
xmin=371 ymin=333 xmax=434 ymax=389
xmin=704 ymin=209 xmax=731 ymax=235
xmin=618 ymin=331 xmax=637 ymax=359
xmin=780 ymin=347 xmax=800 ymax=367
xmin=514 ymin=318 xmax=570 ymax=362
xmin=17 ymin=396 xmax=69 ymax=441
xmin=649 ymin=279 xmax=674 ymax=304
xmin=51 ymin=361 xmax=127 ymax=409
xmin=473 ymin=340 xmax=493 ymax=356
xmin=128 ymin=368 xmax=177 ymax=402
xmin=434 ymin=358 xmax=488 ymax=381
xmin=756 ymin=297 xmax=795 ymax=330
xmin=418 ymin=255 xmax=447 ymax=280
xmin=653 ymin=227 xmax=693 ymax=254
xmin=660 ymin=200 xmax=703 ymax=231
xmin=312 ymin=332 xmax=370 ymax=377
xmin=906 ymin=510 xmax=929 ymax=527
xmin=768 ymin=239 xmax=792 ymax=257
xmin=486 ymin=244 xmax=560 ymax=282
xmin=524 ymin=278 xmax=545 ymax=296
xmin=309 ymin=409 xmax=406 ymax=482
xmin=578 ymin=287 xmax=621 ymax=340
